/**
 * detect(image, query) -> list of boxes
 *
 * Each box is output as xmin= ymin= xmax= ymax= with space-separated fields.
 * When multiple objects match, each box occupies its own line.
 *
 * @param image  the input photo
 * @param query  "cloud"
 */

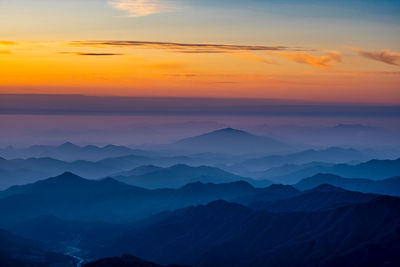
xmin=0 ymin=41 xmax=17 ymax=45
xmin=354 ymin=48 xmax=400 ymax=66
xmin=59 ymin=52 xmax=124 ymax=56
xmin=108 ymin=0 xmax=177 ymax=17
xmin=0 ymin=50 xmax=12 ymax=54
xmin=277 ymin=51 xmax=341 ymax=68
xmin=70 ymin=40 xmax=302 ymax=54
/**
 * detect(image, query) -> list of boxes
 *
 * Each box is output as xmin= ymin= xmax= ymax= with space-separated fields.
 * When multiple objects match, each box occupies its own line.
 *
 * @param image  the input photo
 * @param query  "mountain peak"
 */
xmin=58 ymin=142 xmax=79 ymax=149
xmin=173 ymin=127 xmax=284 ymax=154
xmin=310 ymin=173 xmax=342 ymax=179
xmin=310 ymin=183 xmax=345 ymax=192
xmin=211 ymin=128 xmax=250 ymax=135
xmin=170 ymin=163 xmax=191 ymax=169
xmin=42 ymin=172 xmax=86 ymax=184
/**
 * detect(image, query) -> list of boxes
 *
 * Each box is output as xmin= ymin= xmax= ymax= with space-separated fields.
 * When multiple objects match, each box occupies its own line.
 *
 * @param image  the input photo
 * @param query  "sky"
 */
xmin=0 ymin=0 xmax=399 ymax=103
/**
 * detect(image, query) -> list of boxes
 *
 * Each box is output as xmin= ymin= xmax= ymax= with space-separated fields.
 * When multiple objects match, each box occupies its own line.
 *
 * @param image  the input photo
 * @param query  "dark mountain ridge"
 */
xmin=295 ymin=173 xmax=400 ymax=196
xmin=0 ymin=229 xmax=76 ymax=266
xmin=260 ymin=157 xmax=400 ymax=184
xmin=113 ymin=164 xmax=270 ymax=189
xmin=0 ymin=172 xmax=267 ymax=225
xmin=92 ymin=196 xmax=400 ymax=267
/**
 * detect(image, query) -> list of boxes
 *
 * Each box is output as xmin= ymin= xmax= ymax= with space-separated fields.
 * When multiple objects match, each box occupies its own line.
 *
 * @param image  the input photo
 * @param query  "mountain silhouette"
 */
xmin=114 ymin=165 xmax=163 ymax=177
xmin=0 ymin=172 xmax=263 ymax=225
xmin=171 ymin=128 xmax=286 ymax=154
xmin=233 ymin=184 xmax=300 ymax=205
xmin=230 ymin=147 xmax=371 ymax=174
xmin=0 ymin=142 xmax=151 ymax=161
xmin=0 ymin=229 xmax=76 ymax=266
xmin=84 ymin=254 xmax=188 ymax=267
xmin=94 ymin=197 xmax=400 ymax=267
xmin=114 ymin=164 xmax=269 ymax=189
xmin=0 ymin=152 xmax=241 ymax=189
xmin=296 ymin=173 xmax=400 ymax=196
xmin=248 ymin=184 xmax=378 ymax=212
xmin=257 ymin=157 xmax=400 ymax=184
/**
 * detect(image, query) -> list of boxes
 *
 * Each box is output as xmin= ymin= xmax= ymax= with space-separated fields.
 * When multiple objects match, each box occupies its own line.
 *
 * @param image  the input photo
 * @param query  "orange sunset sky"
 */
xmin=1 ymin=0 xmax=399 ymax=103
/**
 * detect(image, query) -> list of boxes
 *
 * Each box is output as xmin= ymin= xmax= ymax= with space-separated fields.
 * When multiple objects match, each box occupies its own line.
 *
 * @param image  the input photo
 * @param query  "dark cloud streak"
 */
xmin=59 ymin=52 xmax=124 ymax=56
xmin=70 ymin=40 xmax=310 ymax=54
xmin=356 ymin=48 xmax=400 ymax=66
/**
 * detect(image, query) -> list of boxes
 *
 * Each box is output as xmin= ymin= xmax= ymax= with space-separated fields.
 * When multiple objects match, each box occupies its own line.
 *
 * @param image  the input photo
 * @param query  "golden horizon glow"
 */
xmin=1 ymin=0 xmax=399 ymax=103
xmin=0 ymin=40 xmax=399 ymax=103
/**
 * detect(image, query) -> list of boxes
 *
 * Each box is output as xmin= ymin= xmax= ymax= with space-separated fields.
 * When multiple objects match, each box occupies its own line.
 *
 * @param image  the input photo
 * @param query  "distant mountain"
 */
xmin=250 ymin=161 xmax=334 ymax=178
xmin=254 ymin=123 xmax=399 ymax=148
xmin=0 ymin=156 xmax=123 ymax=189
xmin=229 ymin=147 xmax=371 ymax=173
xmin=0 ymin=229 xmax=75 ymax=266
xmin=296 ymin=173 xmax=400 ymax=196
xmin=43 ymin=143 xmax=140 ymax=161
xmin=0 ymin=142 xmax=152 ymax=161
xmin=170 ymin=128 xmax=286 ymax=154
xmin=266 ymin=158 xmax=400 ymax=184
xmin=0 ymin=172 xmax=266 ymax=225
xmin=93 ymin=197 xmax=400 ymax=267
xmin=0 ymin=153 xmax=231 ymax=189
xmin=248 ymin=184 xmax=378 ymax=212
xmin=113 ymin=165 xmax=163 ymax=177
xmin=84 ymin=254 xmax=188 ymax=267
xmin=233 ymin=184 xmax=300 ymax=205
xmin=114 ymin=164 xmax=271 ymax=189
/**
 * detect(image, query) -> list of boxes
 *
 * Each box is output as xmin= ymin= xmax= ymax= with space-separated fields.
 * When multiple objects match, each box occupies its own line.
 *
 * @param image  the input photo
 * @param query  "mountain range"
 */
xmin=113 ymin=164 xmax=271 ymax=189
xmin=227 ymin=147 xmax=372 ymax=174
xmin=0 ymin=229 xmax=76 ymax=266
xmin=262 ymin=157 xmax=400 ymax=184
xmin=0 ymin=172 xmax=268 ymax=225
xmin=84 ymin=254 xmax=188 ymax=267
xmin=254 ymin=123 xmax=399 ymax=148
xmin=0 ymin=153 xmax=248 ymax=190
xmin=91 ymin=197 xmax=400 ymax=267
xmin=1 ymin=171 xmax=399 ymax=266
xmin=295 ymin=173 xmax=400 ymax=196
xmin=168 ymin=128 xmax=287 ymax=154
xmin=0 ymin=143 xmax=152 ymax=161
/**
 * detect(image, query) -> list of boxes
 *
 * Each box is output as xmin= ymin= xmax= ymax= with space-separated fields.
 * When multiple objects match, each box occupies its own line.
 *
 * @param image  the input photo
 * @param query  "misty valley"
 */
xmin=0 ymin=127 xmax=399 ymax=267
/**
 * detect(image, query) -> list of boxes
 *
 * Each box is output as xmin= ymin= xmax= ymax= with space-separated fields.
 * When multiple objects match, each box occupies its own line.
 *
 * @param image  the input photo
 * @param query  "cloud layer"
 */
xmin=356 ymin=48 xmax=400 ymax=66
xmin=70 ymin=40 xmax=300 ymax=53
xmin=277 ymin=51 xmax=341 ymax=68
xmin=59 ymin=52 xmax=124 ymax=56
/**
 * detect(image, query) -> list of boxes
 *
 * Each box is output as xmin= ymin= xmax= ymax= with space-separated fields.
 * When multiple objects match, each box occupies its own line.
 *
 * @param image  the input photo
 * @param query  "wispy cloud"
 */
xmin=70 ymin=40 xmax=303 ymax=54
xmin=277 ymin=51 xmax=341 ymax=68
xmin=59 ymin=52 xmax=124 ymax=56
xmin=354 ymin=48 xmax=400 ymax=66
xmin=108 ymin=0 xmax=177 ymax=17
xmin=0 ymin=50 xmax=12 ymax=54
